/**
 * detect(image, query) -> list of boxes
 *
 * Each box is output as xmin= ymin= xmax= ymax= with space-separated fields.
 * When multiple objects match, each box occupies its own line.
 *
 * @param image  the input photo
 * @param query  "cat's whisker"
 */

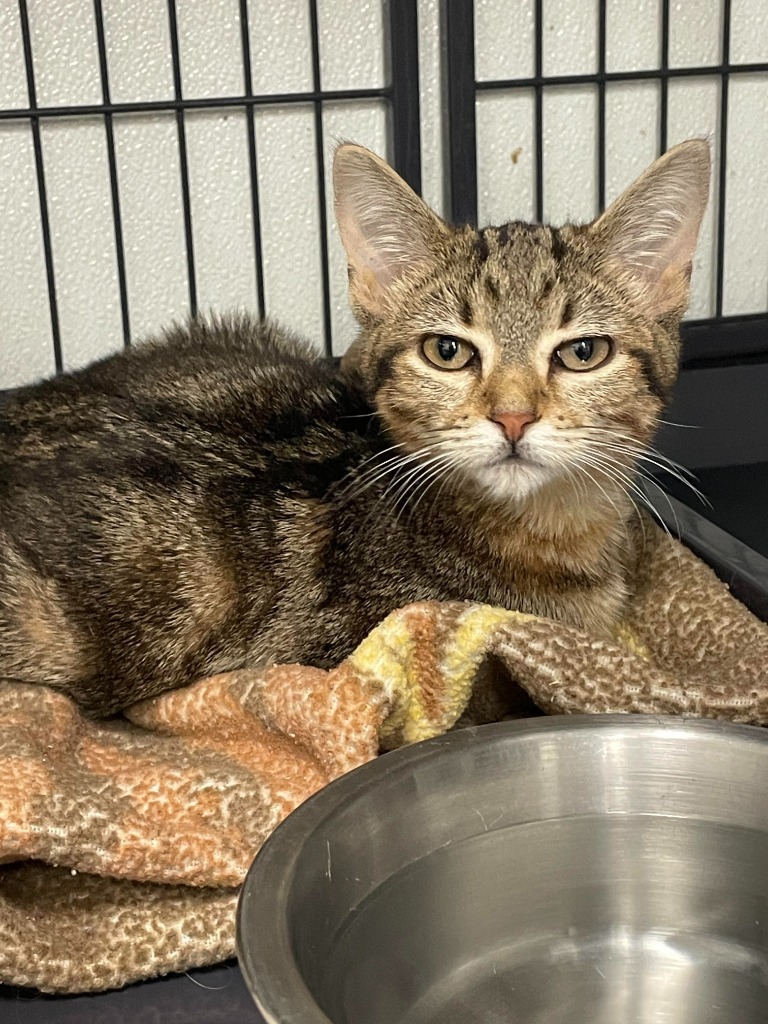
xmin=557 ymin=461 xmax=597 ymax=510
xmin=431 ymin=452 xmax=480 ymax=507
xmin=342 ymin=439 xmax=460 ymax=501
xmin=628 ymin=466 xmax=684 ymax=541
xmin=340 ymin=460 xmax=414 ymax=503
xmin=350 ymin=452 xmax=439 ymax=530
xmin=567 ymin=460 xmax=626 ymax=523
xmin=335 ymin=442 xmax=409 ymax=496
xmin=570 ymin=456 xmax=648 ymax=549
xmin=604 ymin=437 xmax=701 ymax=485
xmin=388 ymin=459 xmax=445 ymax=514
xmin=399 ymin=461 xmax=458 ymax=521
xmin=572 ymin=453 xmax=634 ymax=501
xmin=381 ymin=447 xmax=450 ymax=501
xmin=657 ymin=418 xmax=702 ymax=429
xmin=586 ymin=428 xmax=702 ymax=483
xmin=390 ymin=467 xmax=443 ymax=523
xmin=634 ymin=459 xmax=709 ymax=506
xmin=388 ymin=451 xmax=459 ymax=520
xmin=430 ymin=459 xmax=469 ymax=507
xmin=588 ymin=439 xmax=711 ymax=507
xmin=410 ymin=446 xmax=480 ymax=512
xmin=636 ymin=477 xmax=681 ymax=542
xmin=570 ymin=449 xmax=660 ymax=525
xmin=644 ymin=446 xmax=706 ymax=488
xmin=577 ymin=451 xmax=679 ymax=544
xmin=577 ymin=454 xmax=637 ymax=497
xmin=561 ymin=447 xmax=632 ymax=506
xmin=340 ymin=450 xmax=429 ymax=505
xmin=580 ymin=428 xmax=707 ymax=497
xmin=352 ymin=436 xmax=471 ymax=514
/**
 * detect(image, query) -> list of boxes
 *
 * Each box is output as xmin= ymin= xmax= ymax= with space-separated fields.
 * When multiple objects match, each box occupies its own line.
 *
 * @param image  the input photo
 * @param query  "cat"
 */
xmin=0 ymin=139 xmax=710 ymax=717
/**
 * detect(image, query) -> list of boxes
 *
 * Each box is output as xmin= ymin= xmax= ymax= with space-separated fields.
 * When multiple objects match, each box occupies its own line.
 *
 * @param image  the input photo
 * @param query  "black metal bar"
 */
xmin=0 ymin=57 xmax=763 ymax=125
xmin=238 ymin=0 xmax=266 ymax=319
xmin=659 ymin=0 xmax=670 ymax=153
xmin=442 ymin=0 xmax=477 ymax=224
xmin=93 ymin=0 xmax=131 ymax=348
xmin=474 ymin=61 xmax=768 ymax=91
xmin=0 ymin=87 xmax=390 ymax=123
xmin=597 ymin=0 xmax=606 ymax=211
xmin=715 ymin=0 xmax=732 ymax=318
xmin=386 ymin=0 xmax=422 ymax=194
xmin=167 ymin=0 xmax=197 ymax=317
xmin=308 ymin=0 xmax=333 ymax=356
xmin=534 ymin=0 xmax=543 ymax=222
xmin=18 ymin=0 xmax=62 ymax=373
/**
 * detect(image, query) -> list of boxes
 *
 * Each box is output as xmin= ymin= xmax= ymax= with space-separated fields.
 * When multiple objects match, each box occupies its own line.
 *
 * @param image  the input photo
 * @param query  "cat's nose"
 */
xmin=490 ymin=410 xmax=538 ymax=442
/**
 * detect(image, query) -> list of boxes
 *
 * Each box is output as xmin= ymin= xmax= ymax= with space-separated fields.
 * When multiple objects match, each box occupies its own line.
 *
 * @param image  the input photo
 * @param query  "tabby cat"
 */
xmin=0 ymin=140 xmax=710 ymax=716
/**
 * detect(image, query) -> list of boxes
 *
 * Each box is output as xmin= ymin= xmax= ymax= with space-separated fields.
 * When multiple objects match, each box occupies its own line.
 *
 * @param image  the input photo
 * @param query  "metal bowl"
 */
xmin=237 ymin=715 xmax=768 ymax=1023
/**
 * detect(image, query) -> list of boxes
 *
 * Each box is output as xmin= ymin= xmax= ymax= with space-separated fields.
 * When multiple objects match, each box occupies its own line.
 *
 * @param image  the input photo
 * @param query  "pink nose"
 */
xmin=490 ymin=410 xmax=537 ymax=443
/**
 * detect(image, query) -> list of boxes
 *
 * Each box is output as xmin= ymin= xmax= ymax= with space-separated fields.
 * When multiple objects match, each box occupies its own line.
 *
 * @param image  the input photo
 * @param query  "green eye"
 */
xmin=422 ymin=335 xmax=476 ymax=370
xmin=554 ymin=336 xmax=613 ymax=372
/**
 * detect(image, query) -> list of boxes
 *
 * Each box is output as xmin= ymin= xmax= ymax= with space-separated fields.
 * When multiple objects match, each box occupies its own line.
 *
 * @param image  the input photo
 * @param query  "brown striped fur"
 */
xmin=0 ymin=141 xmax=710 ymax=715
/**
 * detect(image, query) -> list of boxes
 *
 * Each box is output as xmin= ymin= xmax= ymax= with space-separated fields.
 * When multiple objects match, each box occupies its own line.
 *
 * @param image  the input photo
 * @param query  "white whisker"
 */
xmin=389 ymin=452 xmax=458 ymax=521
xmin=657 ymin=418 xmax=701 ymax=429
xmin=574 ymin=450 xmax=679 ymax=544
xmin=578 ymin=427 xmax=710 ymax=507
xmin=592 ymin=442 xmax=710 ymax=508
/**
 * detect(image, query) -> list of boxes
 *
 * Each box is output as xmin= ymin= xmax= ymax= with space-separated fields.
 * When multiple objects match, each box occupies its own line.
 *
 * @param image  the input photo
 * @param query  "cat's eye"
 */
xmin=422 ymin=335 xmax=477 ymax=370
xmin=553 ymin=336 xmax=613 ymax=372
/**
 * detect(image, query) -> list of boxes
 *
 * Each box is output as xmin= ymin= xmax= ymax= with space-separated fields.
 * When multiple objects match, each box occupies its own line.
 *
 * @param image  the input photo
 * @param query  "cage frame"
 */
xmin=441 ymin=0 xmax=768 ymax=370
xmin=6 ymin=0 xmax=423 ymax=364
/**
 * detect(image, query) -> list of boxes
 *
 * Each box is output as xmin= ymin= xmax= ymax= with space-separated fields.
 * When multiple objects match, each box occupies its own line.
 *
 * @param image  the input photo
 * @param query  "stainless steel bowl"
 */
xmin=237 ymin=716 xmax=768 ymax=1023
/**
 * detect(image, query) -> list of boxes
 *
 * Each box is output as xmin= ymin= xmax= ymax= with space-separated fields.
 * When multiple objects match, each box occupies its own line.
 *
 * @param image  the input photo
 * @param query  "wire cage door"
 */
xmin=0 ymin=0 xmax=422 ymax=388
xmin=442 ymin=0 xmax=768 ymax=366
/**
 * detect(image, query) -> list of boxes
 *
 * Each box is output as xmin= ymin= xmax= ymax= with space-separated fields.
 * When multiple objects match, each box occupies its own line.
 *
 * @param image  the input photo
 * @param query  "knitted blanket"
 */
xmin=1 ymin=529 xmax=767 ymax=994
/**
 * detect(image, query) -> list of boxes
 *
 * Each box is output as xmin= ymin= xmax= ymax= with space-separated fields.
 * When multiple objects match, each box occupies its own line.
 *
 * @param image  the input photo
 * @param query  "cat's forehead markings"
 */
xmin=473 ymin=230 xmax=490 ymax=263
xmin=533 ymin=289 xmax=591 ymax=363
xmin=539 ymin=277 xmax=555 ymax=305
xmin=549 ymin=226 xmax=569 ymax=264
xmin=473 ymin=222 xmax=539 ymax=263
xmin=483 ymin=275 xmax=500 ymax=302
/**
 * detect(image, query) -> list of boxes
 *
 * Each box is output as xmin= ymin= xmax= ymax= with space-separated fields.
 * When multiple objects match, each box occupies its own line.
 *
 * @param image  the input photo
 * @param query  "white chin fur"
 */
xmin=466 ymin=457 xmax=556 ymax=502
xmin=449 ymin=422 xmax=560 ymax=502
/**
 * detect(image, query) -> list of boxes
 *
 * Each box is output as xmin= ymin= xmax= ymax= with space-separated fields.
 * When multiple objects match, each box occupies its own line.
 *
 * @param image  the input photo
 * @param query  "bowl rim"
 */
xmin=236 ymin=713 xmax=768 ymax=1024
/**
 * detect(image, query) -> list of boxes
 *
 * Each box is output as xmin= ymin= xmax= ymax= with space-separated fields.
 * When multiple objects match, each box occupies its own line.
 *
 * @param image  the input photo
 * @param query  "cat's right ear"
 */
xmin=333 ymin=143 xmax=447 ymax=317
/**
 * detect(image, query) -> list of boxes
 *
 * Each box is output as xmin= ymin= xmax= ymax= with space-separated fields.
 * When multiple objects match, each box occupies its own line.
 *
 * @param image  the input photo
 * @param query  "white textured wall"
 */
xmin=1 ymin=0 xmax=766 ymax=389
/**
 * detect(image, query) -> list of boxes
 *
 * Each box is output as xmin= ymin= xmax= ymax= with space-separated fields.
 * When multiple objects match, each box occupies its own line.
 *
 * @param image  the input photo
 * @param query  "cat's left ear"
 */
xmin=591 ymin=139 xmax=711 ymax=318
xmin=333 ymin=143 xmax=448 ymax=317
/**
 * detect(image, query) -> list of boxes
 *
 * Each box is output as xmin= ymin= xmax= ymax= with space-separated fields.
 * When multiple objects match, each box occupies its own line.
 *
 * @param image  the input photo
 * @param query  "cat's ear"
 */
xmin=333 ymin=143 xmax=448 ymax=317
xmin=591 ymin=139 xmax=711 ymax=318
